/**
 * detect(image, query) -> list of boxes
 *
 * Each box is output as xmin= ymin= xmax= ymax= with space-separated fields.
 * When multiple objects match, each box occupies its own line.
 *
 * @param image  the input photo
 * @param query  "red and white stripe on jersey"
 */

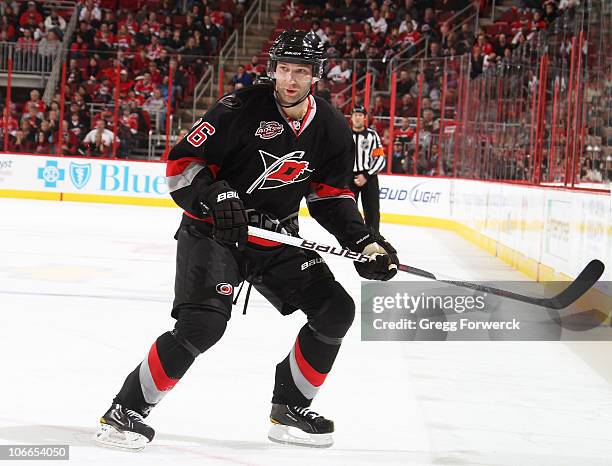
xmin=289 ymin=337 xmax=328 ymax=399
xmin=139 ymin=341 xmax=179 ymax=405
xmin=166 ymin=157 xmax=219 ymax=193
xmin=306 ymin=181 xmax=355 ymax=203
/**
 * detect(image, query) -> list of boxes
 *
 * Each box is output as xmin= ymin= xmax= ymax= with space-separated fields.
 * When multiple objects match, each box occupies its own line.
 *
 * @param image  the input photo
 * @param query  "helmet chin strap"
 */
xmin=273 ymin=86 xmax=312 ymax=108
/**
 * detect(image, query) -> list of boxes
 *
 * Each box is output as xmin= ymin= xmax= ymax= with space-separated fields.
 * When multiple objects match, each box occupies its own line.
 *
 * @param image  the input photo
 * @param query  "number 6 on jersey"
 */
xmin=187 ymin=121 xmax=216 ymax=147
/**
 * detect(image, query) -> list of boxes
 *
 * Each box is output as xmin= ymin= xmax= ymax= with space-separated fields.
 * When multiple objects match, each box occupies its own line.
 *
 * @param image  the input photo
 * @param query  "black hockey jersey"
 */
xmin=166 ymin=83 xmax=370 ymax=248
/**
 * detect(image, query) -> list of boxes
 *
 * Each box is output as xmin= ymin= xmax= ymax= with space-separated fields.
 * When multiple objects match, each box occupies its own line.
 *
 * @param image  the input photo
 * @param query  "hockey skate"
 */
xmin=94 ymin=404 xmax=155 ymax=452
xmin=268 ymin=404 xmax=334 ymax=448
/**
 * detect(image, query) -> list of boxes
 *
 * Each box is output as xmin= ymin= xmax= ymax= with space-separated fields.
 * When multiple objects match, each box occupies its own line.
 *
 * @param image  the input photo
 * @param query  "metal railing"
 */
xmin=43 ymin=2 xmax=79 ymax=103
xmin=192 ymin=64 xmax=214 ymax=123
xmin=0 ymin=42 xmax=58 ymax=74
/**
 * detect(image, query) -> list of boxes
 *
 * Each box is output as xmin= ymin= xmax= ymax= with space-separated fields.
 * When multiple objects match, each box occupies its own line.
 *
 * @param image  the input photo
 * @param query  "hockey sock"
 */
xmin=272 ymin=324 xmax=342 ymax=406
xmin=114 ymin=331 xmax=195 ymax=415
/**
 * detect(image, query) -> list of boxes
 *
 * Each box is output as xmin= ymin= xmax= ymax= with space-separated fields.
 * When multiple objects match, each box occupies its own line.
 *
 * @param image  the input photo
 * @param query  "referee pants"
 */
xmin=350 ymin=174 xmax=380 ymax=232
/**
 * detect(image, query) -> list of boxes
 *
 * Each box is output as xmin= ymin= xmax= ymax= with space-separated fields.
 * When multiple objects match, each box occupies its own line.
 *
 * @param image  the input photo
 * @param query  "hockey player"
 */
xmin=95 ymin=30 xmax=399 ymax=451
xmin=350 ymin=106 xmax=386 ymax=232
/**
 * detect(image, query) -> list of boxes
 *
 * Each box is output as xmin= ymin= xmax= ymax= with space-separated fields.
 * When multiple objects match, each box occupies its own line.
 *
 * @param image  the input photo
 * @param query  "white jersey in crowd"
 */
xmin=352 ymin=127 xmax=386 ymax=176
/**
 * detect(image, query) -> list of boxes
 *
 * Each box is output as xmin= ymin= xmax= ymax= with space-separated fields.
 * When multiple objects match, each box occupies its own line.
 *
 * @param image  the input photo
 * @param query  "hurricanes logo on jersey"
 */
xmin=255 ymin=121 xmax=284 ymax=140
xmin=246 ymin=150 xmax=313 ymax=194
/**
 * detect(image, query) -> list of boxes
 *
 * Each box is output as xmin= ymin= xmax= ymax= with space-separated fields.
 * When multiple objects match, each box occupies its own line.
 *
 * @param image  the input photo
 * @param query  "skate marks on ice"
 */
xmin=0 ymin=423 xmax=432 ymax=466
xmin=0 ymin=424 xmax=606 ymax=466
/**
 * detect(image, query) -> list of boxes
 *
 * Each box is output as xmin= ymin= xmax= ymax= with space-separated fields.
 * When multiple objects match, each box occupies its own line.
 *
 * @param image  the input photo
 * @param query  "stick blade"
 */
xmin=547 ymin=259 xmax=605 ymax=309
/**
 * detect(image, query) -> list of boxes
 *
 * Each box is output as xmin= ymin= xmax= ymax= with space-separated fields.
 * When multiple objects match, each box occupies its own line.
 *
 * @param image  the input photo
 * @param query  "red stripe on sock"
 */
xmin=147 ymin=342 xmax=179 ymax=391
xmin=293 ymin=338 xmax=327 ymax=387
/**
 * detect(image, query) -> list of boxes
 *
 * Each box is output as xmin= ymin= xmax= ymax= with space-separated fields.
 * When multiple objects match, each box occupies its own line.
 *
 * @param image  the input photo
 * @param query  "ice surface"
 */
xmin=1 ymin=199 xmax=612 ymax=466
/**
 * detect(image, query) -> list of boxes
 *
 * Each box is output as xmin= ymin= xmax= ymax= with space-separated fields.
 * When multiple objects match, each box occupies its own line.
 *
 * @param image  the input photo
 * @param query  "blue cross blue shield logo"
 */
xmin=69 ymin=162 xmax=92 ymax=189
xmin=37 ymin=160 xmax=65 ymax=188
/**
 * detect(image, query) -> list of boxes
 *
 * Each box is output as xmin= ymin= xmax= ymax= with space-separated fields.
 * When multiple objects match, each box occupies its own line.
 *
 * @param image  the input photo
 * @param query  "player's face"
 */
xmin=351 ymin=112 xmax=365 ymax=129
xmin=274 ymin=61 xmax=314 ymax=105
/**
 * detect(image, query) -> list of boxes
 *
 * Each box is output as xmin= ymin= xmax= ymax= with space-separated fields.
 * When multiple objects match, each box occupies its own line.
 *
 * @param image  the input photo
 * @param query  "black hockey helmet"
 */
xmin=351 ymin=105 xmax=367 ymax=115
xmin=267 ymin=30 xmax=326 ymax=81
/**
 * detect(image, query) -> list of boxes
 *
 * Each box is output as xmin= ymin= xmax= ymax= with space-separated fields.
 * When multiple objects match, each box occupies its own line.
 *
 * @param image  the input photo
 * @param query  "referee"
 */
xmin=350 ymin=106 xmax=386 ymax=232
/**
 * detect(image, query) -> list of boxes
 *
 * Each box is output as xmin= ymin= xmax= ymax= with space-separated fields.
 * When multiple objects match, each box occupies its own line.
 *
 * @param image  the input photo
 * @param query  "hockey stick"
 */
xmin=248 ymin=226 xmax=605 ymax=310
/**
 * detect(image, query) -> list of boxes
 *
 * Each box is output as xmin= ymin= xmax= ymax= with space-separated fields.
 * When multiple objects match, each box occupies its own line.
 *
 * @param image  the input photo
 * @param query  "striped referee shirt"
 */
xmin=352 ymin=127 xmax=386 ymax=176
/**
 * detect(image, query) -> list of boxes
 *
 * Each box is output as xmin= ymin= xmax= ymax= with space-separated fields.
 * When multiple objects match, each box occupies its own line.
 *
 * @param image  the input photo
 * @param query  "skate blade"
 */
xmin=94 ymin=423 xmax=149 ymax=452
xmin=268 ymin=424 xmax=333 ymax=448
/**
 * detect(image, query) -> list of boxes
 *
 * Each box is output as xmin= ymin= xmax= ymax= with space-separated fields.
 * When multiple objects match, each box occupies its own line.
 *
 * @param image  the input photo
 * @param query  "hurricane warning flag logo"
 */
xmin=69 ymin=162 xmax=91 ymax=189
xmin=246 ymin=150 xmax=312 ymax=194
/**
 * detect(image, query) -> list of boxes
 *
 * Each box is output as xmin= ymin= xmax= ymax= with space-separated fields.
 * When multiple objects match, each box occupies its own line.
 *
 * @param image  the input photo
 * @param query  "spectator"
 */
xmin=44 ymin=7 xmax=65 ymax=34
xmin=396 ymin=0 xmax=419 ymax=23
xmin=470 ymin=45 xmax=484 ymax=78
xmin=24 ymin=89 xmax=45 ymax=114
xmin=372 ymin=95 xmax=389 ymax=117
xmin=315 ymin=79 xmax=332 ymax=103
xmin=493 ymin=33 xmax=510 ymax=57
xmin=421 ymin=108 xmax=439 ymax=133
xmin=396 ymin=69 xmax=414 ymax=96
xmin=79 ymin=0 xmax=102 ymax=24
xmin=367 ymin=9 xmax=388 ymax=36
xmin=117 ymin=69 xmax=134 ymax=97
xmin=180 ymin=14 xmax=197 ymax=42
xmin=336 ymin=0 xmax=358 ymax=23
xmin=398 ymin=13 xmax=418 ymax=34
xmin=245 ymin=55 xmax=266 ymax=79
xmin=327 ymin=59 xmax=352 ymax=84
xmin=0 ymin=107 xmax=18 ymax=149
xmin=421 ymin=8 xmax=437 ymax=32
xmin=529 ymin=10 xmax=547 ymax=32
xmin=68 ymin=111 xmax=87 ymax=143
xmin=167 ymin=29 xmax=183 ymax=51
xmin=15 ymin=27 xmax=36 ymax=52
xmin=232 ymin=64 xmax=253 ymax=88
xmin=76 ymin=21 xmax=94 ymax=46
xmin=0 ymin=1 xmax=18 ymax=17
xmin=118 ymin=11 xmax=139 ymax=35
xmin=321 ymin=2 xmax=337 ymax=22
xmin=14 ymin=119 xmax=36 ymax=152
xmin=310 ymin=20 xmax=329 ymax=45
xmin=135 ymin=22 xmax=152 ymax=47
xmin=391 ymin=139 xmax=407 ymax=173
xmin=134 ymin=73 xmax=156 ymax=99
xmin=19 ymin=1 xmax=42 ymax=27
xmin=82 ymin=119 xmax=117 ymax=156
xmin=543 ymin=1 xmax=558 ymax=23
xmin=38 ymin=30 xmax=61 ymax=58
xmin=115 ymin=23 xmax=133 ymax=50
xmin=146 ymin=35 xmax=164 ymax=61
xmin=398 ymin=93 xmax=416 ymax=117
xmin=67 ymin=58 xmax=83 ymax=87
xmin=35 ymin=119 xmax=54 ymax=153
xmin=202 ymin=15 xmax=220 ymax=53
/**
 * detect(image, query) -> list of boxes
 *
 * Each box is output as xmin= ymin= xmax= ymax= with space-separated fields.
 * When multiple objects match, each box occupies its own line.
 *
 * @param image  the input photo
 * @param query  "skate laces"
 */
xmin=126 ymin=409 xmax=145 ymax=423
xmin=294 ymin=407 xmax=321 ymax=419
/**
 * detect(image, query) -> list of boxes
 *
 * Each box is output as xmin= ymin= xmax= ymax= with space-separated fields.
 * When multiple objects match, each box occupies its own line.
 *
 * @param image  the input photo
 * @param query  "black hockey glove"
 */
xmin=350 ymin=231 xmax=399 ymax=281
xmin=201 ymin=181 xmax=248 ymax=250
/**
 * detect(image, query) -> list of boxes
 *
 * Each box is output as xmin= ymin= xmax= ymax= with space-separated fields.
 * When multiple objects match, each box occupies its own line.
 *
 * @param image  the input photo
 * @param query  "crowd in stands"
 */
xmin=221 ymin=0 xmax=584 ymax=176
xmin=0 ymin=0 xmax=608 ymax=183
xmin=0 ymin=0 xmax=244 ymax=157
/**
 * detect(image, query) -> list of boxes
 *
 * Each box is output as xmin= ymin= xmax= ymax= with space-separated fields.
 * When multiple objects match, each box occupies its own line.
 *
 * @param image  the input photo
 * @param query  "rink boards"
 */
xmin=0 ymin=153 xmax=610 ymax=281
